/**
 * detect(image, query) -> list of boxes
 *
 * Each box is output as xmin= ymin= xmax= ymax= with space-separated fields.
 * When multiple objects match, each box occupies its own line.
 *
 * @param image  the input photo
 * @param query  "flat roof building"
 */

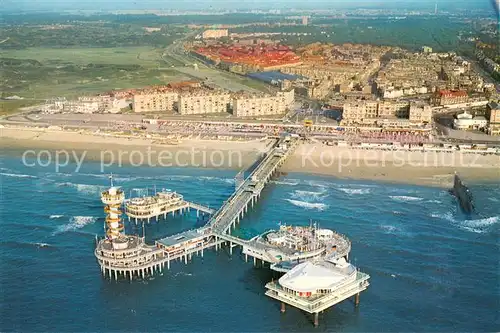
xmin=202 ymin=29 xmax=229 ymax=39
xmin=133 ymin=91 xmax=179 ymax=113
xmin=409 ymin=102 xmax=433 ymax=123
xmin=486 ymin=101 xmax=500 ymax=136
xmin=178 ymin=90 xmax=230 ymax=115
xmin=233 ymin=91 xmax=292 ymax=117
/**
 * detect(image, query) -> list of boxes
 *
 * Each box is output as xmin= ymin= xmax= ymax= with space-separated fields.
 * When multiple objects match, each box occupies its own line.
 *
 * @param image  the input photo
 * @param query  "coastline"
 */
xmin=2 ymin=127 xmax=499 ymax=188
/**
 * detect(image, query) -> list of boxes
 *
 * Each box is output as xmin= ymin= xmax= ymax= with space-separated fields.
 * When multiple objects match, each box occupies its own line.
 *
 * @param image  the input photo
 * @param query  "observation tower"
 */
xmin=101 ymin=177 xmax=125 ymax=242
xmin=95 ymin=176 xmax=167 ymax=280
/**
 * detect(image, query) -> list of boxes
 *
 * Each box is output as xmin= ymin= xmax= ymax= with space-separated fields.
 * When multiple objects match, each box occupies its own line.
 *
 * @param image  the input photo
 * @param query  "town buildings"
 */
xmin=232 ymin=90 xmax=294 ymax=117
xmin=409 ymin=102 xmax=433 ymax=123
xmin=133 ymin=91 xmax=179 ymax=113
xmin=42 ymin=95 xmax=129 ymax=114
xmin=342 ymin=100 xmax=432 ymax=125
xmin=486 ymin=101 xmax=500 ymax=135
xmin=131 ymin=83 xmax=294 ymax=117
xmin=192 ymin=43 xmax=302 ymax=73
xmin=202 ymin=29 xmax=229 ymax=39
xmin=178 ymin=90 xmax=231 ymax=115
xmin=375 ymin=50 xmax=486 ymax=101
xmin=453 ymin=111 xmax=488 ymax=131
xmin=431 ymin=90 xmax=469 ymax=106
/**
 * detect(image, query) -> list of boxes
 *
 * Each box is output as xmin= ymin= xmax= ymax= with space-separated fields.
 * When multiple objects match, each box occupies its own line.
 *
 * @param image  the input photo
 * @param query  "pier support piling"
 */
xmin=313 ymin=313 xmax=319 ymax=327
xmin=280 ymin=302 xmax=286 ymax=313
xmin=354 ymin=293 xmax=360 ymax=307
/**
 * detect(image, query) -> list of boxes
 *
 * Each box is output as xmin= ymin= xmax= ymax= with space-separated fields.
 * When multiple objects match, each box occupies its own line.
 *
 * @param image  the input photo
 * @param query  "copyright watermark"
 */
xmin=21 ymin=147 xmax=244 ymax=172
xmin=300 ymin=146 xmax=487 ymax=172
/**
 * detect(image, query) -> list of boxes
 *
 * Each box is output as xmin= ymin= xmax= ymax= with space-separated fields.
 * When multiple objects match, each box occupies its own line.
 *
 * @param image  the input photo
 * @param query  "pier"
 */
xmin=124 ymin=190 xmax=214 ymax=223
xmin=95 ymin=136 xmax=299 ymax=277
xmin=94 ymin=135 xmax=370 ymax=326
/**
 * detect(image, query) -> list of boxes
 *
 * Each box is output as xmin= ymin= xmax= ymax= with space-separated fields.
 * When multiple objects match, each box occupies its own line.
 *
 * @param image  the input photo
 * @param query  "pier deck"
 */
xmin=151 ymin=137 xmax=299 ymax=260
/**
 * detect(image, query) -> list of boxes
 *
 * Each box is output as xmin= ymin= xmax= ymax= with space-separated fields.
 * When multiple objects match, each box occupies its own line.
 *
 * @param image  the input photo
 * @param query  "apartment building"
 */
xmin=202 ymin=29 xmax=229 ymax=39
xmin=342 ymin=101 xmax=378 ymax=124
xmin=342 ymin=100 xmax=431 ymax=125
xmin=178 ymin=91 xmax=231 ymax=115
xmin=378 ymin=100 xmax=410 ymax=118
xmin=486 ymin=101 xmax=500 ymax=135
xmin=63 ymin=100 xmax=102 ymax=113
xmin=432 ymin=90 xmax=468 ymax=106
xmin=409 ymin=102 xmax=433 ymax=123
xmin=276 ymin=89 xmax=295 ymax=108
xmin=133 ymin=92 xmax=179 ymax=112
xmin=233 ymin=93 xmax=288 ymax=117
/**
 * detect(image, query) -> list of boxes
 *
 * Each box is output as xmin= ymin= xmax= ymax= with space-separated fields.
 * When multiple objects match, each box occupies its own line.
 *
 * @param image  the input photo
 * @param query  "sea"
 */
xmin=1 ymin=153 xmax=499 ymax=332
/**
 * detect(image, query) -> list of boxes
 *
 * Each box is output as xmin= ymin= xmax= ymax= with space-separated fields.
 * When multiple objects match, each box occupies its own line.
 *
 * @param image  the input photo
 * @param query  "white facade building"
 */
xmin=453 ymin=111 xmax=488 ymax=130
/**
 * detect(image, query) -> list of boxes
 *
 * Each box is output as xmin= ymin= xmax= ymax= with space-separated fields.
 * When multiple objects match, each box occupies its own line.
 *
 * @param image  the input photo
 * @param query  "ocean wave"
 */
xmin=430 ymin=212 xmax=499 ymax=233
xmin=461 ymin=216 xmax=499 ymax=229
xmin=164 ymin=175 xmax=194 ymax=180
xmin=488 ymin=197 xmax=499 ymax=202
xmin=1 ymin=172 xmax=37 ymax=179
xmin=389 ymin=195 xmax=424 ymax=202
xmin=338 ymin=188 xmax=371 ymax=195
xmin=380 ymin=225 xmax=400 ymax=233
xmin=50 ymin=215 xmax=64 ymax=219
xmin=53 ymin=216 xmax=98 ymax=235
xmin=427 ymin=200 xmax=442 ymax=204
xmin=291 ymin=190 xmax=327 ymax=202
xmin=305 ymin=180 xmax=329 ymax=188
xmin=57 ymin=182 xmax=106 ymax=195
xmin=77 ymin=173 xmax=138 ymax=183
xmin=285 ymin=199 xmax=328 ymax=211
xmin=271 ymin=180 xmax=299 ymax=186
xmin=35 ymin=242 xmax=52 ymax=248
xmin=1 ymin=241 xmax=56 ymax=250
xmin=199 ymin=176 xmax=234 ymax=185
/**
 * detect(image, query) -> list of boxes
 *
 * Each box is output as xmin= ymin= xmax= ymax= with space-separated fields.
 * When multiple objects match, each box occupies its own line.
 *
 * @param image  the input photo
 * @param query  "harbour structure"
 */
xmin=265 ymin=257 xmax=370 ymax=327
xmin=451 ymin=173 xmax=475 ymax=214
xmin=101 ymin=184 xmax=125 ymax=240
xmin=97 ymin=182 xmax=168 ymax=280
xmin=125 ymin=190 xmax=214 ymax=222
xmin=95 ymin=136 xmax=299 ymax=278
xmin=240 ymin=224 xmax=351 ymax=269
xmin=93 ymin=136 xmax=370 ymax=326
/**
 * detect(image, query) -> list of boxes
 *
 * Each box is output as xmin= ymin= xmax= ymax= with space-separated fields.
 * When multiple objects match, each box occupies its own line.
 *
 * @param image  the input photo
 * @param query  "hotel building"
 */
xmin=178 ymin=90 xmax=231 ymax=115
xmin=133 ymin=92 xmax=179 ymax=113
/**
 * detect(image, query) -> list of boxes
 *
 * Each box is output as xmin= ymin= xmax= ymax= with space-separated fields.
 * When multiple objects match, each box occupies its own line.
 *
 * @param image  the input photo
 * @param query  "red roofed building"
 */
xmin=432 ymin=89 xmax=469 ymax=106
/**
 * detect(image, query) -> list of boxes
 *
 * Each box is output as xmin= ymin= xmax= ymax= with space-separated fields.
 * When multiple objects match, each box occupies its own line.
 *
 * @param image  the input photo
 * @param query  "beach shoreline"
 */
xmin=2 ymin=127 xmax=499 ymax=188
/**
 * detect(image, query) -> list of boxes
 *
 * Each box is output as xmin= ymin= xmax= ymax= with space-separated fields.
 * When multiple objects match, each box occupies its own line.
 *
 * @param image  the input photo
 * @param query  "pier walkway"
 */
xmin=154 ymin=136 xmax=299 ymax=254
xmin=187 ymin=202 xmax=215 ymax=215
xmin=210 ymin=137 xmax=298 ymax=235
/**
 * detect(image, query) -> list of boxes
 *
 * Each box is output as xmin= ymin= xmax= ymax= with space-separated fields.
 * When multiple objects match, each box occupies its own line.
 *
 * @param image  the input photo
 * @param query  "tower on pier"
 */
xmin=101 ymin=177 xmax=125 ymax=242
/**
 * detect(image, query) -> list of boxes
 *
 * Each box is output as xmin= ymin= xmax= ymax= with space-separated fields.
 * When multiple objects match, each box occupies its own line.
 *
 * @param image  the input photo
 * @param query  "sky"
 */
xmin=2 ymin=0 xmax=497 ymax=12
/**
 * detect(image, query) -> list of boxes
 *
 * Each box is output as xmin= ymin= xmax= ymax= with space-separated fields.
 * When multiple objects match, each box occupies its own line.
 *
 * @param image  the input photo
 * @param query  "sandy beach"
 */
xmin=2 ymin=127 xmax=499 ymax=187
